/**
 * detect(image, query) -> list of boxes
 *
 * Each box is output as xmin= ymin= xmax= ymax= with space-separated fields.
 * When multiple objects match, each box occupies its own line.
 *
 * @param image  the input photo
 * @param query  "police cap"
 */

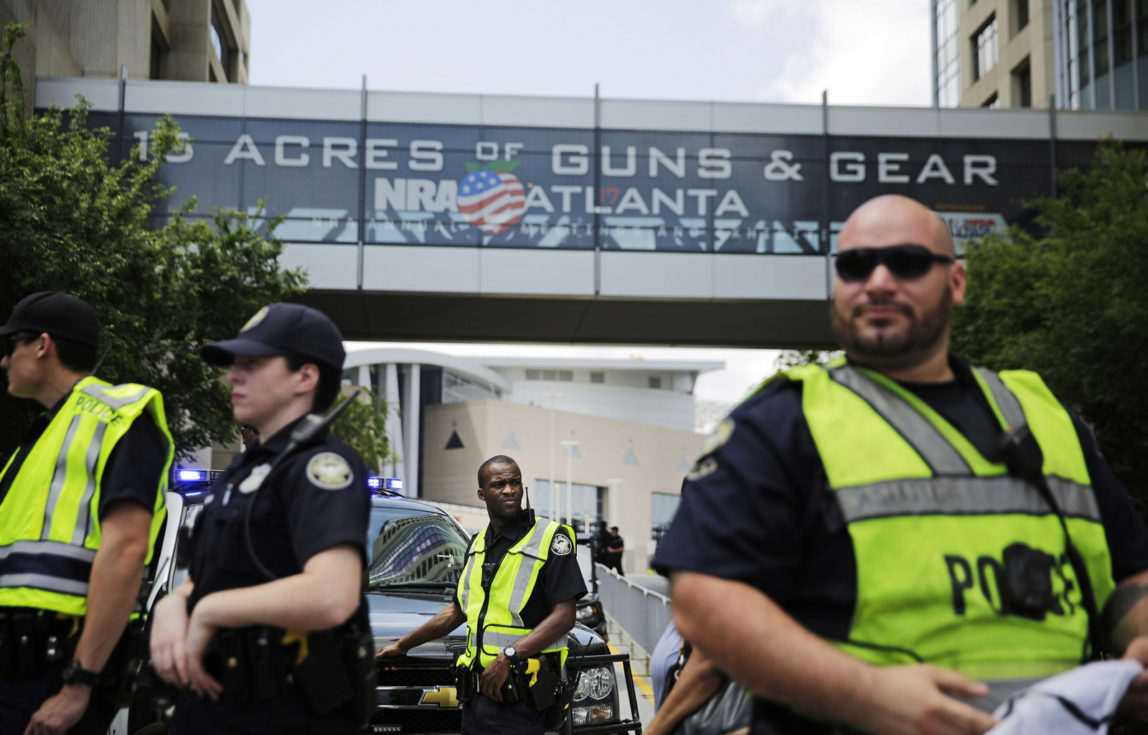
xmin=200 ymin=303 xmax=346 ymax=370
xmin=0 ymin=292 xmax=100 ymax=348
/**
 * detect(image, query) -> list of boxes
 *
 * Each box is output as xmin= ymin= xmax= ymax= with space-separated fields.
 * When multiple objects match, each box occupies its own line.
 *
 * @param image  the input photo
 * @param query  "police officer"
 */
xmin=654 ymin=195 xmax=1148 ymax=734
xmin=0 ymin=291 xmax=173 ymax=735
xmin=379 ymin=454 xmax=587 ymax=735
xmin=149 ymin=303 xmax=371 ymax=734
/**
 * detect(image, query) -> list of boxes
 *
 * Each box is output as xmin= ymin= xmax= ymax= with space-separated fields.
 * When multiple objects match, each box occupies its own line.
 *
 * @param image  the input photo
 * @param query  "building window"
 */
xmin=1015 ymin=0 xmax=1030 ymax=31
xmin=1094 ymin=0 xmax=1110 ymax=77
xmin=1012 ymin=58 xmax=1032 ymax=106
xmin=935 ymin=0 xmax=961 ymax=106
xmin=651 ymin=492 xmax=681 ymax=544
xmin=525 ymin=369 xmax=540 ymax=380
xmin=983 ymin=93 xmax=1000 ymax=108
xmin=558 ymin=370 xmax=573 ymax=382
xmin=973 ymin=16 xmax=999 ymax=81
xmin=590 ymin=371 xmax=605 ymax=384
xmin=1113 ymin=0 xmax=1132 ymax=65
xmin=648 ymin=376 xmax=662 ymax=390
xmin=1140 ymin=0 xmax=1148 ymax=59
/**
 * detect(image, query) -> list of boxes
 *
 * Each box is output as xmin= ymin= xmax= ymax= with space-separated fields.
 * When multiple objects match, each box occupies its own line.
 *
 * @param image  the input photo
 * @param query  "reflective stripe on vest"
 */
xmin=788 ymin=360 xmax=1115 ymax=680
xmin=455 ymin=518 xmax=572 ymax=669
xmin=0 ymin=376 xmax=173 ymax=615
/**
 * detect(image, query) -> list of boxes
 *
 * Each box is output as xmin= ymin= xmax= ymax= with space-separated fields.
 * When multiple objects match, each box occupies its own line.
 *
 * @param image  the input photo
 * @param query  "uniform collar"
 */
xmin=486 ymin=513 xmax=530 ymax=545
xmin=236 ymin=414 xmax=327 ymax=467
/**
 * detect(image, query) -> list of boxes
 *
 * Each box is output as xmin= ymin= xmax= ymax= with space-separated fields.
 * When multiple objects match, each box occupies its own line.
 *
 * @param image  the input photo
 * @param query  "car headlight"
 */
xmin=576 ymin=602 xmax=601 ymax=622
xmin=572 ymin=665 xmax=614 ymax=701
xmin=572 ymin=704 xmax=615 ymax=725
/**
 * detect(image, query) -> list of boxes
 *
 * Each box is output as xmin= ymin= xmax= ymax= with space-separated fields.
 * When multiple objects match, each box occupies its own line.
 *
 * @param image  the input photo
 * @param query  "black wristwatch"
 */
xmin=61 ymin=659 xmax=100 ymax=687
xmin=502 ymin=646 xmax=518 ymax=665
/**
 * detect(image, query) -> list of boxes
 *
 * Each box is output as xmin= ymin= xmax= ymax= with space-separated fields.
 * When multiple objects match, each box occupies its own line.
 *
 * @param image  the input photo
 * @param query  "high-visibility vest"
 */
xmin=787 ymin=359 xmax=1114 ymax=689
xmin=0 ymin=376 xmax=173 ymax=615
xmin=455 ymin=517 xmax=573 ymax=670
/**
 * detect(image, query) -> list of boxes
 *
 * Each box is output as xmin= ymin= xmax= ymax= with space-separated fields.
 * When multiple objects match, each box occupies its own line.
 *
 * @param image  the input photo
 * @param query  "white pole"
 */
xmin=549 ymin=399 xmax=556 ymax=520
xmin=565 ymin=444 xmax=574 ymax=526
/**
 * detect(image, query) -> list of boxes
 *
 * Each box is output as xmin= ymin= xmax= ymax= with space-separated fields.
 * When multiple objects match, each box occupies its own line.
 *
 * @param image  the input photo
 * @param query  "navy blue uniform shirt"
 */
xmin=652 ymin=355 xmax=1148 ymax=734
xmin=186 ymin=416 xmax=369 ymax=612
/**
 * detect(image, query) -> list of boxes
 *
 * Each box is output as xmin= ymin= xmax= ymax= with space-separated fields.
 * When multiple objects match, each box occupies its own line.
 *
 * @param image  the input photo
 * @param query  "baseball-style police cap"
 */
xmin=200 ymin=303 xmax=346 ymax=370
xmin=0 ymin=291 xmax=100 ymax=348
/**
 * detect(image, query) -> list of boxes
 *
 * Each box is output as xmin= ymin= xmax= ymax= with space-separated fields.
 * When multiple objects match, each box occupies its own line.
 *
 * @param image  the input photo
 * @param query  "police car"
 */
xmin=108 ymin=482 xmax=641 ymax=735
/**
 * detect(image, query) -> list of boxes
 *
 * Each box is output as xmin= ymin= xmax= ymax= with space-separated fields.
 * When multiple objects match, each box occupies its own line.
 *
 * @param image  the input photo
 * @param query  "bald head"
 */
xmin=839 ymin=195 xmax=955 ymax=257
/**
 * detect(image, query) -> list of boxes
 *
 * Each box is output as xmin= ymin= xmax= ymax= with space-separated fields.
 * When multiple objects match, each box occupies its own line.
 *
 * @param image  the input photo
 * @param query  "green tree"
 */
xmin=329 ymin=388 xmax=395 ymax=474
xmin=0 ymin=24 xmax=307 ymax=457
xmin=951 ymin=140 xmax=1148 ymax=505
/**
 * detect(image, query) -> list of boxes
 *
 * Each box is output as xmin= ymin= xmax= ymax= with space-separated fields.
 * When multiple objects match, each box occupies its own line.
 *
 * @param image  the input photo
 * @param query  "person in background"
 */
xmin=379 ymin=455 xmax=586 ymax=735
xmin=604 ymin=526 xmax=625 ymax=576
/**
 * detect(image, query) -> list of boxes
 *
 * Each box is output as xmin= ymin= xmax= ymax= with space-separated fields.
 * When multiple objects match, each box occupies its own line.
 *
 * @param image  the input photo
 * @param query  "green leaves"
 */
xmin=0 ymin=25 xmax=306 ymax=458
xmin=329 ymin=388 xmax=396 ymax=473
xmin=951 ymin=139 xmax=1148 ymax=508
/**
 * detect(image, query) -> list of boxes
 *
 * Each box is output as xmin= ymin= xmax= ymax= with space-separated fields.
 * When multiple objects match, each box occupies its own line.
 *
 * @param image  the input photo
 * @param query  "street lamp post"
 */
xmin=606 ymin=478 xmax=623 ymax=530
xmin=542 ymin=392 xmax=563 ymax=519
xmin=559 ymin=439 xmax=579 ymax=526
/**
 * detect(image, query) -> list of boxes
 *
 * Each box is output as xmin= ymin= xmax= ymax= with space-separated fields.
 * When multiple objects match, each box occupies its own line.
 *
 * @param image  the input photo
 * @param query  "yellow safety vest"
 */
xmin=787 ymin=359 xmax=1114 ymax=686
xmin=0 ymin=376 xmax=174 ymax=615
xmin=455 ymin=517 xmax=573 ymax=670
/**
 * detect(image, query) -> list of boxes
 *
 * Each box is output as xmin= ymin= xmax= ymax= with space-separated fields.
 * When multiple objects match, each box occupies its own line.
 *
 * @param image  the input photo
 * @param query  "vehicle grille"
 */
xmin=373 ymin=663 xmax=461 ymax=734
xmin=367 ymin=708 xmax=461 ymax=734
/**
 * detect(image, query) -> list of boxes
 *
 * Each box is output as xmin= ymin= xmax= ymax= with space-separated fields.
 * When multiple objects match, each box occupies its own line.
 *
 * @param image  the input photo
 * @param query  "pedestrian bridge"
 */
xmin=36 ymin=78 xmax=1148 ymax=347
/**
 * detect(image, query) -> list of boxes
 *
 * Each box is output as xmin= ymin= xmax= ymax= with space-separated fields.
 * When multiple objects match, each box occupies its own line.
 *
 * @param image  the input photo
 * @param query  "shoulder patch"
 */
xmin=702 ymin=417 xmax=735 ymax=456
xmin=550 ymin=532 xmax=573 ymax=556
xmin=306 ymin=452 xmax=354 ymax=491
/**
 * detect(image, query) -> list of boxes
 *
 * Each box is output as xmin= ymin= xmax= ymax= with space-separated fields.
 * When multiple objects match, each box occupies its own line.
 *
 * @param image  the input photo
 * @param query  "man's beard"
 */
xmin=830 ymin=287 xmax=952 ymax=366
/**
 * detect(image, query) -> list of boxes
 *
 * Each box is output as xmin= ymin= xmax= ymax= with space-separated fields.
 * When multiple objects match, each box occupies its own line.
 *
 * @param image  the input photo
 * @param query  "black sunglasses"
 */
xmin=2 ymin=332 xmax=36 ymax=358
xmin=835 ymin=244 xmax=954 ymax=282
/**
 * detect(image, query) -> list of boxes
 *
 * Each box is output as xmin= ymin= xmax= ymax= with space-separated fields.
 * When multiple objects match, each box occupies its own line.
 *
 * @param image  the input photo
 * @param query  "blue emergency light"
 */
xmin=385 ymin=478 xmax=403 ymax=491
xmin=367 ymin=477 xmax=382 ymax=489
xmin=178 ymin=469 xmax=207 ymax=482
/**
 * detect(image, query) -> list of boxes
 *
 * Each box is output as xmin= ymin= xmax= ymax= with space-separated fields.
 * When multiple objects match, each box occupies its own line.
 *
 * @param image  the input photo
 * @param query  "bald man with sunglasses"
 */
xmin=653 ymin=195 xmax=1148 ymax=734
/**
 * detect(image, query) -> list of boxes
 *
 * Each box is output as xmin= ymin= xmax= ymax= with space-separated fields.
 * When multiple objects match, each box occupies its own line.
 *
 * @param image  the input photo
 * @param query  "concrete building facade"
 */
xmin=1 ymin=0 xmax=249 ymax=110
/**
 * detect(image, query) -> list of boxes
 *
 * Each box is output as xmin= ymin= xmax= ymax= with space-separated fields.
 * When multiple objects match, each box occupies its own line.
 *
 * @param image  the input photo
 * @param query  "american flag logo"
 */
xmin=457 ymin=161 xmax=526 ymax=235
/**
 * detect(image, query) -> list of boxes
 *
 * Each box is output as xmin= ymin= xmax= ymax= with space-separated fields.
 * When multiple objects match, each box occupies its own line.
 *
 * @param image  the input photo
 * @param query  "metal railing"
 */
xmin=595 ymin=563 xmax=671 ymax=657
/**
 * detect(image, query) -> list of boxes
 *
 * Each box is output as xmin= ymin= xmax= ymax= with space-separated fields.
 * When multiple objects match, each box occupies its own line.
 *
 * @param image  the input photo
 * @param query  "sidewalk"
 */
xmin=605 ymin=614 xmax=657 ymax=728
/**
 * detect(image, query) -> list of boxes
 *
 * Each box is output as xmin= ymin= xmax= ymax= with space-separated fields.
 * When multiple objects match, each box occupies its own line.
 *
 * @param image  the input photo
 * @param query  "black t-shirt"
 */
xmin=186 ymin=417 xmax=370 ymax=612
xmin=652 ymin=356 xmax=1148 ymax=733
xmin=0 ymin=385 xmax=167 ymax=518
xmin=470 ymin=514 xmax=587 ymax=629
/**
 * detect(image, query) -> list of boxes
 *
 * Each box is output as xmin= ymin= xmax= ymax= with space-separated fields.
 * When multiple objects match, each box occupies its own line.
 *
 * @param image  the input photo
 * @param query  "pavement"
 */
xmin=604 ymin=615 xmax=658 ymax=730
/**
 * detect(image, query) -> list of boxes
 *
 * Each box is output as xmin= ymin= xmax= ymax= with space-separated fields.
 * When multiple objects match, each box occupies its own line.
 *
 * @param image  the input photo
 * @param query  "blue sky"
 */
xmin=241 ymin=0 xmax=932 ymax=404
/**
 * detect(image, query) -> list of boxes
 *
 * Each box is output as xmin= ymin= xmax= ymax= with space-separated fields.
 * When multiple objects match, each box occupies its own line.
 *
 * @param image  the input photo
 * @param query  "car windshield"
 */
xmin=367 ymin=505 xmax=470 ymax=591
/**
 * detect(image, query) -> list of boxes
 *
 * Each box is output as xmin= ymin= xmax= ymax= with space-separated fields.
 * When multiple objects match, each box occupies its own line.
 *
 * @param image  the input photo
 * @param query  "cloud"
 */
xmin=759 ymin=0 xmax=932 ymax=106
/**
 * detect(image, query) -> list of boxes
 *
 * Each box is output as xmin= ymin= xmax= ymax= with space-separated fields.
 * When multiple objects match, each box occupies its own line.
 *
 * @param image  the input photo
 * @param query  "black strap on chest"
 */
xmin=244 ymin=389 xmax=360 ymax=580
xmin=998 ymin=423 xmax=1106 ymax=660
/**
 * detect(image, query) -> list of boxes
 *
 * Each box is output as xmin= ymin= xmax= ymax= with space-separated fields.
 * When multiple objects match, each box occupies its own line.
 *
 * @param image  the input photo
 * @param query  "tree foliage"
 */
xmin=951 ymin=140 xmax=1148 ymax=504
xmin=329 ymin=388 xmax=395 ymax=474
xmin=0 ymin=24 xmax=307 ymax=457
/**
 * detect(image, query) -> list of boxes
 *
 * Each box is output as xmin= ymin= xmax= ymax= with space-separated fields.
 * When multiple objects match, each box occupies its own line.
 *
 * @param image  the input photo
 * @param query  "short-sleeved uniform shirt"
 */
xmin=652 ymin=355 xmax=1148 ymax=734
xmin=466 ymin=513 xmax=587 ymax=634
xmin=0 ymin=386 xmax=167 ymax=520
xmin=186 ymin=417 xmax=370 ymax=611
